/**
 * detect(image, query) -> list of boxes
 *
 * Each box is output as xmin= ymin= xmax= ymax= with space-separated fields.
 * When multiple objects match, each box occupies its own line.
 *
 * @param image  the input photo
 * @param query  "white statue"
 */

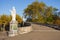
xmin=9 ymin=6 xmax=18 ymax=37
xmin=10 ymin=6 xmax=16 ymax=21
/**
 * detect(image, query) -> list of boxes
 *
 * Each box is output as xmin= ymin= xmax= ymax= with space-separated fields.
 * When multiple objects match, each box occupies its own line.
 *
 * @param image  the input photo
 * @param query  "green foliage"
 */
xmin=0 ymin=14 xmax=8 ymax=25
xmin=24 ymin=1 xmax=60 ymax=25
xmin=16 ymin=14 xmax=22 ymax=23
xmin=24 ymin=1 xmax=46 ymax=23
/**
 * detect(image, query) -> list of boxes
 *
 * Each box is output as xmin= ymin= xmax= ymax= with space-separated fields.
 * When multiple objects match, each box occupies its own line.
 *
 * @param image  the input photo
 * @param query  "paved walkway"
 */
xmin=0 ymin=24 xmax=60 ymax=40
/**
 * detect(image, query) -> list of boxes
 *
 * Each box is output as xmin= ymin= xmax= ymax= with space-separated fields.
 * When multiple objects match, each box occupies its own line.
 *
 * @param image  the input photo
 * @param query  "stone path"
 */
xmin=0 ymin=24 xmax=60 ymax=40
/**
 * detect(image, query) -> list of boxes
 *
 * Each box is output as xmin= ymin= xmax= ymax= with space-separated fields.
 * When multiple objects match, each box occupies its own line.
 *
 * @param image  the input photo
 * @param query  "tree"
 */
xmin=58 ymin=11 xmax=60 ymax=17
xmin=8 ymin=15 xmax=12 ymax=23
xmin=0 ymin=14 xmax=8 ymax=31
xmin=16 ymin=14 xmax=22 ymax=23
xmin=55 ymin=18 xmax=60 ymax=25
xmin=0 ymin=17 xmax=3 ymax=31
xmin=24 ymin=1 xmax=46 ymax=23
xmin=45 ymin=7 xmax=54 ymax=24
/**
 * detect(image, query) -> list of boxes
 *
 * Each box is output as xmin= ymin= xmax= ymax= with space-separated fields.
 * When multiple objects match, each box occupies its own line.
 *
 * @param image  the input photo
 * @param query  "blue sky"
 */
xmin=0 ymin=0 xmax=60 ymax=17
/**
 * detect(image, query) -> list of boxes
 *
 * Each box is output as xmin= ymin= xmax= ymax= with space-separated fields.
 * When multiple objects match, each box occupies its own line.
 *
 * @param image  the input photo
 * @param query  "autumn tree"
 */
xmin=24 ymin=1 xmax=60 ymax=25
xmin=0 ymin=14 xmax=9 ymax=31
xmin=45 ymin=7 xmax=54 ymax=24
xmin=55 ymin=18 xmax=60 ymax=25
xmin=16 ymin=14 xmax=22 ymax=23
xmin=24 ymin=1 xmax=46 ymax=23
xmin=0 ymin=16 xmax=3 ymax=31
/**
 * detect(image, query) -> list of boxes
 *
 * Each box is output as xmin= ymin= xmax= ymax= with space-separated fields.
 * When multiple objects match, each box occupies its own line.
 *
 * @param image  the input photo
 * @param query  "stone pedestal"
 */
xmin=9 ymin=20 xmax=18 ymax=37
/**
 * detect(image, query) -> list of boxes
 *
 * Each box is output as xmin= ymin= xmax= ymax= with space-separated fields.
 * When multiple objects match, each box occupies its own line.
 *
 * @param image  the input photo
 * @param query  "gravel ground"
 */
xmin=0 ymin=24 xmax=60 ymax=40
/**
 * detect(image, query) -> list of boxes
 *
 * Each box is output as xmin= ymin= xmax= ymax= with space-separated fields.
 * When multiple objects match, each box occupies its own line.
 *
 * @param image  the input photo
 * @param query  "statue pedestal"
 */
xmin=9 ymin=20 xmax=18 ymax=37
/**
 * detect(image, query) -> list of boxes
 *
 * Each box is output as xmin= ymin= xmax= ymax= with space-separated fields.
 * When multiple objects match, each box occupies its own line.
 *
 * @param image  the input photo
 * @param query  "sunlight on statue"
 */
xmin=10 ymin=6 xmax=16 ymax=21
xmin=9 ymin=6 xmax=18 ymax=37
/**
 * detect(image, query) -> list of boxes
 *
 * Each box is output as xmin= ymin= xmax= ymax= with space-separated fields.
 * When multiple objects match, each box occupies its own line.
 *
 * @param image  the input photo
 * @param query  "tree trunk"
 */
xmin=3 ymin=24 xmax=5 ymax=31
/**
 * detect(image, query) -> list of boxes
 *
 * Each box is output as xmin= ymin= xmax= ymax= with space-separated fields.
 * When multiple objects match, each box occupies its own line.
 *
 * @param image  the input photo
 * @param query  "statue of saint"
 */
xmin=9 ymin=6 xmax=18 ymax=37
xmin=10 ymin=6 xmax=16 ymax=21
